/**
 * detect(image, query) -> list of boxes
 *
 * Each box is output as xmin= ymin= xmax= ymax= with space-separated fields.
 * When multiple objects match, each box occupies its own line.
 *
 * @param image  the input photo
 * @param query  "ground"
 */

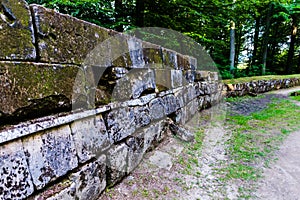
xmin=101 ymin=86 xmax=300 ymax=200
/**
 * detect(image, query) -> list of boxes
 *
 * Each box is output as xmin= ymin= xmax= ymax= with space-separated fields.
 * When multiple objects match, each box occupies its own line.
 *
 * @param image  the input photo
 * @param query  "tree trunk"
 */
xmin=136 ymin=0 xmax=145 ymax=27
xmin=251 ymin=17 xmax=260 ymax=67
xmin=230 ymin=20 xmax=235 ymax=75
xmin=262 ymin=3 xmax=273 ymax=75
xmin=286 ymin=16 xmax=297 ymax=74
xmin=115 ymin=0 xmax=123 ymax=32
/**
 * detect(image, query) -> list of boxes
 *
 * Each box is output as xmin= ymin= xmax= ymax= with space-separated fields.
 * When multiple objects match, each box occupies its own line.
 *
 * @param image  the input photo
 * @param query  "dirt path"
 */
xmin=102 ymin=86 xmax=300 ymax=200
xmin=255 ymin=86 xmax=300 ymax=200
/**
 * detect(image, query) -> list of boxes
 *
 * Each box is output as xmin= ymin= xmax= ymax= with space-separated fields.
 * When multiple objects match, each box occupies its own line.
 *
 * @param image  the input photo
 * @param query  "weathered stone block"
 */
xmin=106 ymin=143 xmax=128 ymax=186
xmin=148 ymin=97 xmax=166 ymax=120
xmin=70 ymin=115 xmax=111 ymax=163
xmin=126 ymin=132 xmax=145 ymax=173
xmin=183 ymin=70 xmax=195 ymax=83
xmin=0 ymin=0 xmax=36 ymax=60
xmin=127 ymin=37 xmax=145 ymax=68
xmin=143 ymin=41 xmax=163 ymax=68
xmin=0 ymin=62 xmax=84 ymax=119
xmin=195 ymin=70 xmax=210 ymax=82
xmin=44 ymin=155 xmax=106 ymax=200
xmin=163 ymin=94 xmax=178 ymax=115
xmin=22 ymin=125 xmax=78 ymax=189
xmin=105 ymin=107 xmax=135 ymax=143
xmin=31 ymin=5 xmax=114 ymax=64
xmin=0 ymin=140 xmax=34 ymax=199
xmin=176 ymin=54 xmax=190 ymax=70
xmin=162 ymin=48 xmax=177 ymax=69
xmin=112 ymin=68 xmax=156 ymax=100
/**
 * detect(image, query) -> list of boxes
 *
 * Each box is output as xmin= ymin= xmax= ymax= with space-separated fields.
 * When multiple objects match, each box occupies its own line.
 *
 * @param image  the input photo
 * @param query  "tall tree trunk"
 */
xmin=136 ymin=0 xmax=145 ymax=27
xmin=251 ymin=17 xmax=260 ymax=67
xmin=262 ymin=3 xmax=273 ymax=75
xmin=230 ymin=21 xmax=235 ymax=74
xmin=286 ymin=16 xmax=297 ymax=74
xmin=115 ymin=0 xmax=123 ymax=32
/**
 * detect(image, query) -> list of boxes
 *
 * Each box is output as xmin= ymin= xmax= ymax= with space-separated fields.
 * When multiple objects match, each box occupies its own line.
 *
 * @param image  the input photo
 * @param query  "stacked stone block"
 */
xmin=0 ymin=1 xmax=224 ymax=199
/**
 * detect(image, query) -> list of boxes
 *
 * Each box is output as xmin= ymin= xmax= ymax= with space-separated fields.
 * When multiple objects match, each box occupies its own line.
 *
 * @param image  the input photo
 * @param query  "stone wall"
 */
xmin=225 ymin=78 xmax=300 ymax=97
xmin=0 ymin=1 xmax=223 ymax=199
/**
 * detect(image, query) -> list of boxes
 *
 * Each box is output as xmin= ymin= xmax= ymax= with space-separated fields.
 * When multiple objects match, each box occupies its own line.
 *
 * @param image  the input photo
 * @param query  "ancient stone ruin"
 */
xmin=0 ymin=1 xmax=300 ymax=199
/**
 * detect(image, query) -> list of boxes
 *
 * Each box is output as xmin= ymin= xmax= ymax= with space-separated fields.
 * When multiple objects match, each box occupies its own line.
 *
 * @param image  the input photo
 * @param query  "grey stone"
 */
xmin=184 ymin=70 xmax=196 ymax=83
xmin=128 ymin=37 xmax=145 ymax=68
xmin=168 ymin=120 xmax=195 ymax=142
xmin=112 ymin=68 xmax=156 ymax=100
xmin=105 ymin=107 xmax=135 ymax=143
xmin=148 ymin=97 xmax=166 ymax=120
xmin=162 ymin=48 xmax=177 ymax=69
xmin=171 ymin=70 xmax=184 ymax=88
xmin=0 ymin=0 xmax=36 ymax=60
xmin=149 ymin=151 xmax=173 ymax=170
xmin=126 ymin=132 xmax=145 ymax=173
xmin=106 ymin=143 xmax=128 ymax=186
xmin=70 ymin=115 xmax=111 ymax=163
xmin=163 ymin=94 xmax=178 ymax=115
xmin=22 ymin=125 xmax=78 ymax=189
xmin=46 ymin=155 xmax=106 ymax=200
xmin=0 ymin=139 xmax=34 ymax=199
xmin=132 ymin=105 xmax=151 ymax=128
xmin=142 ymin=41 xmax=163 ymax=68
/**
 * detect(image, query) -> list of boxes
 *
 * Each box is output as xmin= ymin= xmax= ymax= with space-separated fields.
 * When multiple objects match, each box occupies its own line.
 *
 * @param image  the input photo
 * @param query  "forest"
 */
xmin=26 ymin=0 xmax=300 ymax=79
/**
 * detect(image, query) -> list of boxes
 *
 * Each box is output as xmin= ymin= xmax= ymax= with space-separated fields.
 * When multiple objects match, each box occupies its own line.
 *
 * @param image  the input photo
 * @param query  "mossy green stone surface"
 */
xmin=0 ymin=0 xmax=36 ymax=60
xmin=0 ymin=61 xmax=83 ymax=115
xmin=31 ymin=5 xmax=114 ymax=64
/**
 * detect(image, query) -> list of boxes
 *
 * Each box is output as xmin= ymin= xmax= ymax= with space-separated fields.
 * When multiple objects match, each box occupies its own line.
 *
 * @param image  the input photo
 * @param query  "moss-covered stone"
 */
xmin=142 ymin=41 xmax=163 ymax=68
xmin=31 ymin=5 xmax=115 ymax=64
xmin=0 ymin=61 xmax=83 ymax=117
xmin=0 ymin=0 xmax=36 ymax=60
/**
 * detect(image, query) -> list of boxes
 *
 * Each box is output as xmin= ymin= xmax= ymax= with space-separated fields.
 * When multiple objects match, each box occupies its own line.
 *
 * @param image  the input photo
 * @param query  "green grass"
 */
xmin=223 ymin=74 xmax=300 ymax=84
xmin=221 ymin=97 xmax=300 ymax=198
xmin=290 ymin=90 xmax=300 ymax=101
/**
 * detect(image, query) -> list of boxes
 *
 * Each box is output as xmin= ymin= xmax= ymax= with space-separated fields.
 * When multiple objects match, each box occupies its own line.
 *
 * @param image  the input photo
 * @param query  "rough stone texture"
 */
xmin=162 ymin=48 xmax=177 ymax=69
xmin=126 ymin=131 xmax=145 ymax=173
xmin=176 ymin=54 xmax=190 ymax=70
xmin=163 ymin=94 xmax=178 ymax=115
xmin=22 ymin=125 xmax=78 ymax=189
xmin=105 ymin=107 xmax=135 ymax=143
xmin=195 ymin=70 xmax=211 ymax=82
xmin=106 ymin=143 xmax=128 ymax=186
xmin=0 ymin=61 xmax=83 ymax=117
xmin=155 ymin=69 xmax=184 ymax=91
xmin=112 ymin=68 xmax=156 ymax=100
xmin=0 ymin=139 xmax=34 ymax=199
xmin=127 ymin=37 xmax=145 ymax=68
xmin=0 ymin=0 xmax=36 ymax=60
xmin=143 ymin=41 xmax=163 ymax=68
xmin=148 ymin=97 xmax=166 ymax=120
xmin=31 ymin=5 xmax=114 ymax=64
xmin=46 ymin=155 xmax=106 ymax=200
xmin=70 ymin=115 xmax=111 ymax=163
xmin=225 ymin=78 xmax=300 ymax=98
xmin=168 ymin=120 xmax=195 ymax=142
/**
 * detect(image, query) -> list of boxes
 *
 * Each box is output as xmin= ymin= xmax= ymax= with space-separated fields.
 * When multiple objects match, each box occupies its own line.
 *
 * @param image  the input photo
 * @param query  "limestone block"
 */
xmin=112 ymin=68 xmax=156 ymax=100
xmin=173 ymin=87 xmax=185 ymax=108
xmin=148 ymin=97 xmax=166 ymax=120
xmin=163 ymin=94 xmax=178 ymax=115
xmin=195 ymin=70 xmax=210 ymax=82
xmin=176 ymin=54 xmax=190 ymax=70
xmin=162 ymin=48 xmax=177 ymax=69
xmin=143 ymin=120 xmax=166 ymax=150
xmin=70 ymin=115 xmax=111 ymax=163
xmin=142 ymin=41 xmax=163 ymax=68
xmin=127 ymin=37 xmax=145 ymax=68
xmin=183 ymin=70 xmax=195 ymax=83
xmin=126 ymin=132 xmax=145 ymax=173
xmin=106 ymin=143 xmax=128 ymax=186
xmin=22 ymin=125 xmax=78 ymax=189
xmin=31 ymin=5 xmax=114 ymax=64
xmin=132 ymin=105 xmax=151 ymax=128
xmin=0 ymin=140 xmax=34 ymax=199
xmin=0 ymin=62 xmax=84 ymax=119
xmin=105 ymin=107 xmax=135 ymax=143
xmin=45 ymin=155 xmax=106 ymax=200
xmin=0 ymin=0 xmax=36 ymax=60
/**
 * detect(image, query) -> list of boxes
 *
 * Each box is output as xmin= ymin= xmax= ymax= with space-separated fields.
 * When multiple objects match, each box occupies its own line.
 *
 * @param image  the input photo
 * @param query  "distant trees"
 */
xmin=26 ymin=0 xmax=300 ymax=78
